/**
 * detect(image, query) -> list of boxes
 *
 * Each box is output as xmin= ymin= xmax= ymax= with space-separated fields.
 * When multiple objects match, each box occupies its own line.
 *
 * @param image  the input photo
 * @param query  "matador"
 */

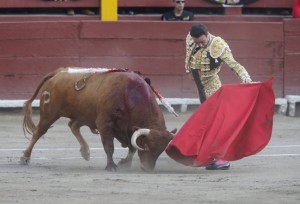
xmin=185 ymin=24 xmax=252 ymax=103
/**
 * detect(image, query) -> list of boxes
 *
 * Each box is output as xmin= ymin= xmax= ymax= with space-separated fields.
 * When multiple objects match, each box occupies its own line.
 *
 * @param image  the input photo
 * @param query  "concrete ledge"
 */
xmin=275 ymin=98 xmax=288 ymax=115
xmin=0 ymin=98 xmax=289 ymax=116
xmin=286 ymin=95 xmax=300 ymax=117
xmin=0 ymin=99 xmax=200 ymax=113
xmin=156 ymin=98 xmax=200 ymax=113
xmin=0 ymin=100 xmax=40 ymax=108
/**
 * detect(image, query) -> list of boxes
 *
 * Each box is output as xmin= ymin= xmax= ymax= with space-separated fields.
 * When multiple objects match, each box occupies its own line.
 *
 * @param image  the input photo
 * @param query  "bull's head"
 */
xmin=131 ymin=128 xmax=176 ymax=172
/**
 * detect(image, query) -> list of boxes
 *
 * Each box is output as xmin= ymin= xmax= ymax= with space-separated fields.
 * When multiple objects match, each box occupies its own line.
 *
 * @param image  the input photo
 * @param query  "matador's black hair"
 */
xmin=190 ymin=24 xmax=208 ymax=38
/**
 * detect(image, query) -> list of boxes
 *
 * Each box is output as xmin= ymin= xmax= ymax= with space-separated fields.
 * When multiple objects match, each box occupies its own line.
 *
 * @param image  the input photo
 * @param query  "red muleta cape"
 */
xmin=165 ymin=79 xmax=275 ymax=166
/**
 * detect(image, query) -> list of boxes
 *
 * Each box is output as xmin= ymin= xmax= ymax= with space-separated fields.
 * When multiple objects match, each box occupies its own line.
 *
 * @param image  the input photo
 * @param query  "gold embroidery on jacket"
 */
xmin=209 ymin=37 xmax=229 ymax=59
xmin=185 ymin=32 xmax=252 ymax=98
xmin=186 ymin=33 xmax=222 ymax=77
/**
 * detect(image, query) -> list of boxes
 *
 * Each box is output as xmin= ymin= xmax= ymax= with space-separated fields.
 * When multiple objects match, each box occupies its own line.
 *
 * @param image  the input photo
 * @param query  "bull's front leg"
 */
xmin=103 ymin=141 xmax=118 ymax=171
xmin=104 ymin=142 xmax=118 ymax=171
xmin=98 ymin=127 xmax=118 ymax=171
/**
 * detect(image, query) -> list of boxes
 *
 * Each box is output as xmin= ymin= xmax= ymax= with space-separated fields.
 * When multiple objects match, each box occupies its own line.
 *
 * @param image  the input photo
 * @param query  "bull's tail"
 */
xmin=23 ymin=70 xmax=60 ymax=136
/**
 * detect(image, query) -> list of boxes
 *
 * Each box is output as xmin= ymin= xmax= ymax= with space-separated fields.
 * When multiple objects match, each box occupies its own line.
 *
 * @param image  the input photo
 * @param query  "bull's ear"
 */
xmin=132 ymin=126 xmax=141 ymax=132
xmin=144 ymin=77 xmax=151 ymax=85
xmin=170 ymin=128 xmax=177 ymax=134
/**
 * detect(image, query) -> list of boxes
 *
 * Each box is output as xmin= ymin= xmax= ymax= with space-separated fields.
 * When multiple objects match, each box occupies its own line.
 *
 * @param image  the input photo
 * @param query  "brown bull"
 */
xmin=21 ymin=67 xmax=176 ymax=171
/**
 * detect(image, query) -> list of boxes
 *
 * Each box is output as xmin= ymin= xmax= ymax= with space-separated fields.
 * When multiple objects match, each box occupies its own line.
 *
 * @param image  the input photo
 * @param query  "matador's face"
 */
xmin=192 ymin=35 xmax=208 ymax=48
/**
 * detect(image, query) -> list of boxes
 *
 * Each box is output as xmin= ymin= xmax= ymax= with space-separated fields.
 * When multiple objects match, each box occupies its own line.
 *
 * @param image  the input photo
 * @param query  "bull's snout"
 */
xmin=139 ymin=159 xmax=156 ymax=172
xmin=140 ymin=163 xmax=155 ymax=172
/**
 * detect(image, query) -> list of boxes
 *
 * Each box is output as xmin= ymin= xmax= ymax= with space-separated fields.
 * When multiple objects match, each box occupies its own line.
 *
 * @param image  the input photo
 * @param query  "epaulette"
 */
xmin=209 ymin=37 xmax=229 ymax=59
xmin=186 ymin=33 xmax=194 ymax=47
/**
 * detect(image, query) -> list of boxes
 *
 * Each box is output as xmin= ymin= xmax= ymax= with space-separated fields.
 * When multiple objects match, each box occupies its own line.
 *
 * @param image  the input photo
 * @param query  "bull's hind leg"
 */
xmin=68 ymin=120 xmax=90 ymax=161
xmin=20 ymin=118 xmax=56 ymax=165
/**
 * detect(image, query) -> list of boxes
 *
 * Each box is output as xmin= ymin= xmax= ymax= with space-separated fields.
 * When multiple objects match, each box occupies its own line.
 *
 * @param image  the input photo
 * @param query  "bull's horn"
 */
xmin=131 ymin=128 xmax=150 ymax=151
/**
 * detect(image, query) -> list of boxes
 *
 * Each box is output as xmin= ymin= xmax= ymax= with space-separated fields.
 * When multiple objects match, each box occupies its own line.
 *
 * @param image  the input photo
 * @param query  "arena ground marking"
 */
xmin=1 ymin=145 xmax=300 ymax=160
xmin=254 ymin=154 xmax=300 ymax=157
xmin=1 ymin=154 xmax=300 ymax=163
xmin=24 ymin=153 xmax=300 ymax=161
xmin=2 ymin=145 xmax=300 ymax=152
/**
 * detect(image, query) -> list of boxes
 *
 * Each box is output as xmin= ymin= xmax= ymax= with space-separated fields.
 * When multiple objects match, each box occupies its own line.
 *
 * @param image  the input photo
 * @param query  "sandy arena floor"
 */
xmin=0 ymin=109 xmax=299 ymax=204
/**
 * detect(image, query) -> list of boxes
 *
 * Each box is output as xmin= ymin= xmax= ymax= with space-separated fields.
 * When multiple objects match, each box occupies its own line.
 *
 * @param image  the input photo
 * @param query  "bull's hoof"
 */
xmin=90 ymin=128 xmax=99 ymax=134
xmin=117 ymin=158 xmax=132 ymax=169
xmin=20 ymin=156 xmax=30 ymax=165
xmin=105 ymin=162 xmax=118 ymax=171
xmin=80 ymin=147 xmax=90 ymax=161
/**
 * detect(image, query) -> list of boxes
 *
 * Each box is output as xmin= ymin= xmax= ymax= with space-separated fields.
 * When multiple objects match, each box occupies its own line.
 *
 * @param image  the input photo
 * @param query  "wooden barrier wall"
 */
xmin=0 ymin=0 xmax=294 ymax=18
xmin=0 ymin=0 xmax=298 ymax=100
xmin=0 ymin=18 xmax=299 ymax=100
xmin=284 ymin=19 xmax=300 ymax=95
xmin=0 ymin=0 xmax=294 ymax=9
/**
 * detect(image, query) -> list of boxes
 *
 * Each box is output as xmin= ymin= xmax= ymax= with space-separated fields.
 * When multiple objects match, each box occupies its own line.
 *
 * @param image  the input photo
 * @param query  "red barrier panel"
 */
xmin=283 ymin=19 xmax=300 ymax=95
xmin=0 ymin=19 xmax=299 ymax=99
xmin=0 ymin=0 xmax=293 ymax=8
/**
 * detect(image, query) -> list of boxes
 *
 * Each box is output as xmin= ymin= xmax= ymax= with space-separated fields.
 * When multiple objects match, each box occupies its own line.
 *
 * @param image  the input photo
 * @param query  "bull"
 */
xmin=21 ymin=67 xmax=177 ymax=171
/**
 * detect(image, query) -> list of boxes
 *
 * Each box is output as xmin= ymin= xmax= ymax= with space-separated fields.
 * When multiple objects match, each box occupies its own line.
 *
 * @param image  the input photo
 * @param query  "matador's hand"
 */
xmin=240 ymin=72 xmax=252 ymax=84
xmin=185 ymin=64 xmax=190 ymax=73
xmin=242 ymin=77 xmax=252 ymax=84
